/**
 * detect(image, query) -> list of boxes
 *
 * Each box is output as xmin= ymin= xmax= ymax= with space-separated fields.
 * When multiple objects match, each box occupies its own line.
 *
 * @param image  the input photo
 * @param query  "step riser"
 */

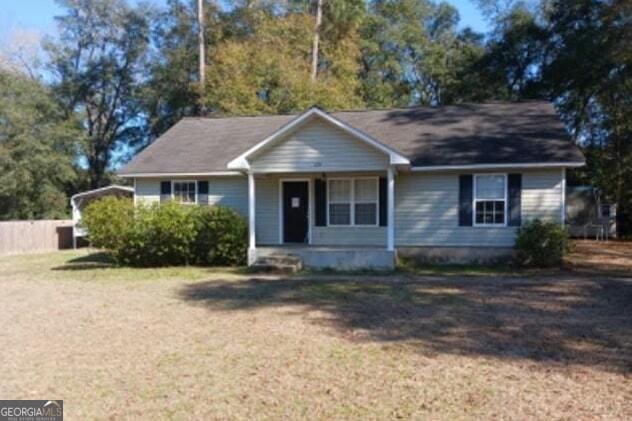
xmin=252 ymin=254 xmax=303 ymax=273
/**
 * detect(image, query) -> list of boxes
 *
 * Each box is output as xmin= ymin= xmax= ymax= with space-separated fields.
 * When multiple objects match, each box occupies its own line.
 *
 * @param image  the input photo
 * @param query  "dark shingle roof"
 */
xmin=119 ymin=101 xmax=584 ymax=175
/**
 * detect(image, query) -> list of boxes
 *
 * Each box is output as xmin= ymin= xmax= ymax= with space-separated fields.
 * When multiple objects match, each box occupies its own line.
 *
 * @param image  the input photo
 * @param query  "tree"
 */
xmin=311 ymin=0 xmax=324 ymax=81
xmin=360 ymin=0 xmax=488 ymax=107
xmin=203 ymin=4 xmax=364 ymax=115
xmin=543 ymin=0 xmax=632 ymax=237
xmin=45 ymin=0 xmax=151 ymax=188
xmin=478 ymin=6 xmax=548 ymax=99
xmin=0 ymin=70 xmax=81 ymax=220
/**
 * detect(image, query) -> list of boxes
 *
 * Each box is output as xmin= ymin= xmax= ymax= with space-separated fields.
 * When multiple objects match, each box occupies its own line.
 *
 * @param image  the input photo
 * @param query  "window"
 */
xmin=328 ymin=178 xmax=378 ymax=226
xmin=474 ymin=174 xmax=506 ymax=225
xmin=173 ymin=181 xmax=196 ymax=204
xmin=354 ymin=179 xmax=378 ymax=225
xmin=328 ymin=179 xmax=351 ymax=225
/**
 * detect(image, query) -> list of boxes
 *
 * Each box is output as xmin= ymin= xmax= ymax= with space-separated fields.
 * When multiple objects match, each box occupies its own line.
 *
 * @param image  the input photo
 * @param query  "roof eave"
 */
xmin=410 ymin=161 xmax=585 ymax=172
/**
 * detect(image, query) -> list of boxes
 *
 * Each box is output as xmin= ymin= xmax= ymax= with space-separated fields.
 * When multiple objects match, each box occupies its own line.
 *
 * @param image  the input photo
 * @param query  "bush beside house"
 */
xmin=82 ymin=197 xmax=247 ymax=267
xmin=515 ymin=219 xmax=570 ymax=267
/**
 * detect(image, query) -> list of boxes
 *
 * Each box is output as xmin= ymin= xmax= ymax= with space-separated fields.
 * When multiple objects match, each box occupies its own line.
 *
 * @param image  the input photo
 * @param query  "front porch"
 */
xmin=255 ymin=245 xmax=396 ymax=270
xmin=246 ymin=170 xmax=396 ymax=269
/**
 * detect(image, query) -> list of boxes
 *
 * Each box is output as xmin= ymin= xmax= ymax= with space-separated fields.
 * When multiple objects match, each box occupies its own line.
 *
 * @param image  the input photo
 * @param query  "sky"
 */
xmin=0 ymin=0 xmax=490 ymax=42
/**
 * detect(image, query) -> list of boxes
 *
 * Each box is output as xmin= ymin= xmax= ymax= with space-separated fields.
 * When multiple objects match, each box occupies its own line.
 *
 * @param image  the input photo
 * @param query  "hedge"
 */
xmin=82 ymin=197 xmax=247 ymax=267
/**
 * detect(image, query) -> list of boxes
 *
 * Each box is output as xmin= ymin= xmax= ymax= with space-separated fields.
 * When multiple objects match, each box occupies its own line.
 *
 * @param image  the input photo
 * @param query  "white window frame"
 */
xmin=172 ymin=180 xmax=197 ymax=204
xmin=473 ymin=173 xmax=507 ymax=227
xmin=327 ymin=177 xmax=379 ymax=227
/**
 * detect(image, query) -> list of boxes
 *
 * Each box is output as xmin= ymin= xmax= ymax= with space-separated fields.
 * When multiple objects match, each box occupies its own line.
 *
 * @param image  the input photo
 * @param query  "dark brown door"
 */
xmin=283 ymin=181 xmax=309 ymax=243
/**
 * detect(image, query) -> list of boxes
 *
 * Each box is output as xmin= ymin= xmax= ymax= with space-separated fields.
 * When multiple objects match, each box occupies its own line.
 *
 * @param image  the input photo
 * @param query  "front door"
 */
xmin=283 ymin=181 xmax=309 ymax=243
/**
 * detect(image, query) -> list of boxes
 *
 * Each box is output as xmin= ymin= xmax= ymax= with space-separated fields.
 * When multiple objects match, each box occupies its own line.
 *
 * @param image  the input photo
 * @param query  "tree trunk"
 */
xmin=198 ymin=0 xmax=206 ymax=112
xmin=310 ymin=0 xmax=323 ymax=82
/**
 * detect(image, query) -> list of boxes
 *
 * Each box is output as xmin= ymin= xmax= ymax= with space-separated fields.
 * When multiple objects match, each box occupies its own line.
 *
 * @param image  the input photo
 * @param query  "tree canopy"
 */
xmin=0 ymin=70 xmax=81 ymax=219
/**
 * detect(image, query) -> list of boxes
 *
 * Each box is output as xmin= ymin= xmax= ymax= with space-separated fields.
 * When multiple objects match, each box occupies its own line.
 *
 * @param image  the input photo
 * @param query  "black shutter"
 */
xmin=459 ymin=175 xmax=473 ymax=226
xmin=198 ymin=181 xmax=209 ymax=205
xmin=198 ymin=181 xmax=209 ymax=195
xmin=379 ymin=177 xmax=387 ymax=226
xmin=507 ymin=173 xmax=522 ymax=226
xmin=315 ymin=179 xmax=327 ymax=226
xmin=160 ymin=181 xmax=171 ymax=203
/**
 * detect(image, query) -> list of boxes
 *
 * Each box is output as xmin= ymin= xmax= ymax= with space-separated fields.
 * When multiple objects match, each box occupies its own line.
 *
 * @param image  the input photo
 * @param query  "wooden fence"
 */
xmin=0 ymin=220 xmax=74 ymax=255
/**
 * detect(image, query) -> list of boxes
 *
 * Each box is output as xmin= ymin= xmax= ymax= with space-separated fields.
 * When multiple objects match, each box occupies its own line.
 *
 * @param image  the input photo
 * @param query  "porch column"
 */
xmin=248 ymin=171 xmax=256 ymax=264
xmin=387 ymin=167 xmax=395 ymax=252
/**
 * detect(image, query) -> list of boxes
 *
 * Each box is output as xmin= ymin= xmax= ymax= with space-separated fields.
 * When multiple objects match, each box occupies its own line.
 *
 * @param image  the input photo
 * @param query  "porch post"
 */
xmin=387 ymin=167 xmax=395 ymax=252
xmin=248 ymin=171 xmax=256 ymax=264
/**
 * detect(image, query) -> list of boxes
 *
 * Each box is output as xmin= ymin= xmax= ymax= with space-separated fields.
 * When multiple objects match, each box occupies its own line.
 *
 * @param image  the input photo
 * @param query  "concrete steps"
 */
xmin=251 ymin=253 xmax=303 ymax=274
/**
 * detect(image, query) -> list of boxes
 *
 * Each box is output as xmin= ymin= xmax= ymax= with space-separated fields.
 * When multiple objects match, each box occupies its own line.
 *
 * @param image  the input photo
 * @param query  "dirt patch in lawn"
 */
xmin=0 ymin=249 xmax=630 ymax=419
xmin=567 ymin=240 xmax=632 ymax=276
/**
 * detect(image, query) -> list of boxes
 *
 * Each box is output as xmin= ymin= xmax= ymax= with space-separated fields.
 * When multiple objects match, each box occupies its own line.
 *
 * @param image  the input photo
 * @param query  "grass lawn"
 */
xmin=0 ymin=242 xmax=630 ymax=419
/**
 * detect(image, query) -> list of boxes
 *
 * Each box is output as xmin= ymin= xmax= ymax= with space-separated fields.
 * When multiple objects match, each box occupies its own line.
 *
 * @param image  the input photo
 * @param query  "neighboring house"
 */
xmin=71 ymin=185 xmax=134 ymax=248
xmin=119 ymin=101 xmax=584 ymax=269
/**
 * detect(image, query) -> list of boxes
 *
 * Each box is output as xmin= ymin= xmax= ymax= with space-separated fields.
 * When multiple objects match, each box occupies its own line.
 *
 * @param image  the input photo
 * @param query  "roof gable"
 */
xmin=249 ymin=116 xmax=391 ymax=172
xmin=226 ymin=108 xmax=410 ymax=170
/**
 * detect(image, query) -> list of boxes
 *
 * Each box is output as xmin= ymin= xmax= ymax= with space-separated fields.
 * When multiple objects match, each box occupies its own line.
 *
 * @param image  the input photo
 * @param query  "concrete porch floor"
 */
xmin=255 ymin=246 xmax=395 ymax=270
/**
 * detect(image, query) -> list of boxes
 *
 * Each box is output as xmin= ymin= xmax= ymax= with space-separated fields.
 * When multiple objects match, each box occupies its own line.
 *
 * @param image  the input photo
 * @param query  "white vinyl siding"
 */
xmin=312 ymin=226 xmax=386 ymax=246
xmin=395 ymin=169 xmax=563 ymax=247
xmin=134 ymin=168 xmax=563 ymax=249
xmin=521 ymin=170 xmax=564 ymax=222
xmin=204 ymin=177 xmax=248 ymax=215
xmin=250 ymin=119 xmax=389 ymax=172
xmin=134 ymin=178 xmax=160 ymax=204
xmin=254 ymin=176 xmax=279 ymax=245
xmin=133 ymin=177 xmax=248 ymax=215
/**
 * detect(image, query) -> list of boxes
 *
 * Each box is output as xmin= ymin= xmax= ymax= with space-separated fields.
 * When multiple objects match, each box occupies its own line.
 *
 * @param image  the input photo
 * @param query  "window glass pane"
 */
xmin=329 ymin=180 xmax=351 ymax=202
xmin=476 ymin=175 xmax=505 ymax=199
xmin=494 ymin=208 xmax=504 ymax=223
xmin=475 ymin=202 xmax=484 ymax=223
xmin=354 ymin=179 xmax=377 ymax=202
xmin=355 ymin=203 xmax=377 ymax=225
xmin=475 ymin=200 xmax=505 ymax=225
xmin=174 ymin=182 xmax=195 ymax=203
xmin=329 ymin=203 xmax=350 ymax=225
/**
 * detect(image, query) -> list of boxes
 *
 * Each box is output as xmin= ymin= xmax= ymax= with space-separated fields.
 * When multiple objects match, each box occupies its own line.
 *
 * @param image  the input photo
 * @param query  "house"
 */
xmin=119 ymin=101 xmax=584 ymax=269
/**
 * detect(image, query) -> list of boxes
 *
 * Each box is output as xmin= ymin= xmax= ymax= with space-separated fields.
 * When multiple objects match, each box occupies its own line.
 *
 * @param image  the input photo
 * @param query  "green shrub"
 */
xmin=514 ymin=219 xmax=570 ymax=267
xmin=120 ymin=202 xmax=198 ymax=267
xmin=81 ymin=196 xmax=134 ymax=252
xmin=82 ymin=197 xmax=247 ymax=267
xmin=192 ymin=206 xmax=248 ymax=266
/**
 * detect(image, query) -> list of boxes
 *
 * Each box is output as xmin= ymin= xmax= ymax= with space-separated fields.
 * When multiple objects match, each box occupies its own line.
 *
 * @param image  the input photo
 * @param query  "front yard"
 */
xmin=0 ymin=242 xmax=630 ymax=419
